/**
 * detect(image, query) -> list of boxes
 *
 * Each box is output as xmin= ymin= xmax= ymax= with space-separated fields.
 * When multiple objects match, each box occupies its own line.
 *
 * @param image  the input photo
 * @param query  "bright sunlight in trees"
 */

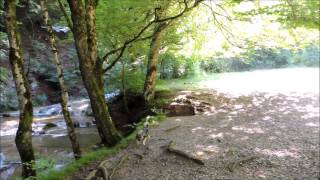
xmin=0 ymin=0 xmax=319 ymax=179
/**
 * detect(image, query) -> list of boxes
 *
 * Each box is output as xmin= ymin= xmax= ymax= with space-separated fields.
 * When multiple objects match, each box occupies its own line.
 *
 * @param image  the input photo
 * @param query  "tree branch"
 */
xmin=101 ymin=0 xmax=204 ymax=72
xmin=57 ymin=0 xmax=73 ymax=31
xmin=103 ymin=35 xmax=152 ymax=73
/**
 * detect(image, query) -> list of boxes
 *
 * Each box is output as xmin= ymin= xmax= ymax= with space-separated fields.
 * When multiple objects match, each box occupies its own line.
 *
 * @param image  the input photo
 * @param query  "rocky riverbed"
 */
xmin=0 ymin=92 xmax=121 ymax=180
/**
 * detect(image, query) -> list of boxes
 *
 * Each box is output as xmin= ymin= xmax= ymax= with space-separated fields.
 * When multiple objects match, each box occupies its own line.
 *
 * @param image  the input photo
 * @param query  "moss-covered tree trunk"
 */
xmin=143 ymin=22 xmax=168 ymax=102
xmin=5 ymin=0 xmax=36 ymax=177
xmin=40 ymin=0 xmax=81 ymax=159
xmin=66 ymin=0 xmax=121 ymax=146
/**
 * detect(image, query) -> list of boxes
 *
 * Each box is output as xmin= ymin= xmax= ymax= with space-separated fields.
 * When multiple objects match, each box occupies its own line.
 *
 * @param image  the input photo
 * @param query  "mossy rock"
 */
xmin=43 ymin=122 xmax=57 ymax=130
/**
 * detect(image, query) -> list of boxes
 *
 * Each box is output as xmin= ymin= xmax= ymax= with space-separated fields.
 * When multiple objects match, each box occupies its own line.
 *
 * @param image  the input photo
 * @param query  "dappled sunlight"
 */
xmin=199 ymin=68 xmax=319 ymax=97
xmin=232 ymin=126 xmax=265 ymax=134
xmin=305 ymin=122 xmax=319 ymax=127
xmin=239 ymin=136 xmax=249 ymax=141
xmin=174 ymin=118 xmax=181 ymax=122
xmin=191 ymin=126 xmax=205 ymax=133
xmin=262 ymin=116 xmax=272 ymax=121
xmin=255 ymin=148 xmax=301 ymax=158
xmin=209 ymin=132 xmax=224 ymax=139
xmin=193 ymin=144 xmax=220 ymax=160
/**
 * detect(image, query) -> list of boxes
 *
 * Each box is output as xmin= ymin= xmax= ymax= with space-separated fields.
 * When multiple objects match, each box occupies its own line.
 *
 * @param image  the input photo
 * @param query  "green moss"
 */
xmin=42 ymin=123 xmax=57 ymax=131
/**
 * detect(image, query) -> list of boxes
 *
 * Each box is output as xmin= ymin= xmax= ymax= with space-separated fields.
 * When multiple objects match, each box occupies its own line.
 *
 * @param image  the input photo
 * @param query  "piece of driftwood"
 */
xmin=85 ymin=170 xmax=97 ymax=180
xmin=167 ymin=141 xmax=204 ymax=165
xmin=227 ymin=155 xmax=259 ymax=172
xmin=164 ymin=125 xmax=181 ymax=132
xmin=109 ymin=155 xmax=128 ymax=180
xmin=85 ymin=160 xmax=109 ymax=180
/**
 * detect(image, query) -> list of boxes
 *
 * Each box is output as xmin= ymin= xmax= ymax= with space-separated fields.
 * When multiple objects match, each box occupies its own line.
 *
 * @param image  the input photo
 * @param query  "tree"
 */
xmin=143 ymin=0 xmax=203 ymax=102
xmin=4 ymin=0 xmax=35 ymax=177
xmin=66 ymin=0 xmax=122 ymax=146
xmin=39 ymin=0 xmax=81 ymax=159
xmin=233 ymin=0 xmax=320 ymax=30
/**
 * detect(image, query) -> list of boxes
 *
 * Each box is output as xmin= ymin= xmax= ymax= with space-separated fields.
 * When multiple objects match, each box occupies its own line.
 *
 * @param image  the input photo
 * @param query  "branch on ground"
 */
xmin=167 ymin=141 xmax=205 ymax=165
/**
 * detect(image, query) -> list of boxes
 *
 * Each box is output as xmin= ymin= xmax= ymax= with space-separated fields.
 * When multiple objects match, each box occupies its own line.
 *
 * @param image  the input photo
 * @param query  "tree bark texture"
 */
xmin=66 ymin=0 xmax=122 ymax=146
xmin=5 ymin=0 xmax=36 ymax=177
xmin=143 ymin=22 xmax=169 ymax=102
xmin=40 ymin=0 xmax=82 ymax=159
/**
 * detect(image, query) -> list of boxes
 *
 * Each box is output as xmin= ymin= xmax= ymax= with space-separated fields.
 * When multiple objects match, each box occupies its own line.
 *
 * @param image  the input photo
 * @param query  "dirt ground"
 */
xmin=74 ymin=88 xmax=319 ymax=180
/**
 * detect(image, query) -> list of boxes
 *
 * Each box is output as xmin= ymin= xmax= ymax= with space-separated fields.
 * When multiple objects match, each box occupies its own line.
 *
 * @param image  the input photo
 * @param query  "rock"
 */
xmin=73 ymin=121 xmax=80 ymax=128
xmin=83 ymin=106 xmax=93 ymax=116
xmin=1 ymin=113 xmax=10 ymax=117
xmin=52 ymin=25 xmax=70 ymax=39
xmin=165 ymin=103 xmax=195 ymax=117
xmin=42 ymin=122 xmax=57 ymax=130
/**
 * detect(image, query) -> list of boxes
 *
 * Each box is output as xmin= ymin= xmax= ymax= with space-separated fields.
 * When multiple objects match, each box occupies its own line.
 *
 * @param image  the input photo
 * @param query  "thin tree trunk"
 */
xmin=121 ymin=59 xmax=129 ymax=113
xmin=40 ymin=0 xmax=81 ymax=159
xmin=66 ymin=0 xmax=122 ymax=146
xmin=5 ymin=0 xmax=36 ymax=177
xmin=143 ymin=22 xmax=168 ymax=102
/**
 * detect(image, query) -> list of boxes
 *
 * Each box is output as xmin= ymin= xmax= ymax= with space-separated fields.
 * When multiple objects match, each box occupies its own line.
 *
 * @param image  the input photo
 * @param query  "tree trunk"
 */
xmin=40 ymin=0 xmax=81 ymax=159
xmin=143 ymin=22 xmax=168 ymax=102
xmin=66 ymin=0 xmax=122 ymax=146
xmin=121 ymin=59 xmax=129 ymax=113
xmin=5 ymin=0 xmax=36 ymax=177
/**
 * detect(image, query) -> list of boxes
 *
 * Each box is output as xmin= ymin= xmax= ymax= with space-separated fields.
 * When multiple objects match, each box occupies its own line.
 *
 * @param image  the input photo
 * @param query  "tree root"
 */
xmin=167 ymin=141 xmax=205 ymax=165
xmin=109 ymin=155 xmax=128 ymax=180
xmin=85 ymin=170 xmax=97 ymax=180
xmin=98 ymin=160 xmax=109 ymax=180
xmin=227 ymin=155 xmax=259 ymax=172
xmin=85 ymin=155 xmax=128 ymax=180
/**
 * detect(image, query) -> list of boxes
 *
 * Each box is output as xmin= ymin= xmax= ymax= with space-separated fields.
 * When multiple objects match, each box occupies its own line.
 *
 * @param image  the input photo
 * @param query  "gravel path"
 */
xmin=77 ymin=89 xmax=319 ymax=180
xmin=75 ymin=68 xmax=319 ymax=180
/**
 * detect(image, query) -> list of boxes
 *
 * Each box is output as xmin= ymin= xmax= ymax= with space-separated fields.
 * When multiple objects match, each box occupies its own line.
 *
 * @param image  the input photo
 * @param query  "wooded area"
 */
xmin=0 ymin=0 xmax=319 ymax=179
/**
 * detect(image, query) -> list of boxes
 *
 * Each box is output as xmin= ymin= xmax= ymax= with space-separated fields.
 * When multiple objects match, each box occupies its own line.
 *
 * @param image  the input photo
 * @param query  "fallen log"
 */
xmin=167 ymin=141 xmax=204 ymax=165
xmin=164 ymin=125 xmax=181 ymax=132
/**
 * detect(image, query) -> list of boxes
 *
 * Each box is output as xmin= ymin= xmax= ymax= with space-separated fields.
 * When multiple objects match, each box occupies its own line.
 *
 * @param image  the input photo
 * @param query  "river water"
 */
xmin=0 ymin=98 xmax=105 ymax=179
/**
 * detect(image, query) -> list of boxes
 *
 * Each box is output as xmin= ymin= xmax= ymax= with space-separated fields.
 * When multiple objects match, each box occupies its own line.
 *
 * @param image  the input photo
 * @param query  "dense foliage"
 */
xmin=0 ymin=0 xmax=319 ymax=108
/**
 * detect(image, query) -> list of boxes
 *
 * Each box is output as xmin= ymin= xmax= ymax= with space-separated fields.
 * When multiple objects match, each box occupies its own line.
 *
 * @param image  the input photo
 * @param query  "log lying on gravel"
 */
xmin=164 ymin=125 xmax=181 ymax=132
xmin=167 ymin=141 xmax=205 ymax=165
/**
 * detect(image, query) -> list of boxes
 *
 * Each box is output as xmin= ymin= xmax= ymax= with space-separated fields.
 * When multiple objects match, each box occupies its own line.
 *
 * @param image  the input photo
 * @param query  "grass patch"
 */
xmin=156 ymin=73 xmax=222 ymax=91
xmin=35 ymin=132 xmax=137 ymax=180
xmin=35 ymin=115 xmax=167 ymax=180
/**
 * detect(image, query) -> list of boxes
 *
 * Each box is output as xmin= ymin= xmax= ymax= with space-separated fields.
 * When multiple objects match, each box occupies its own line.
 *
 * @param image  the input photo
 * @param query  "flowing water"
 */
xmin=0 ymin=91 xmax=120 ymax=180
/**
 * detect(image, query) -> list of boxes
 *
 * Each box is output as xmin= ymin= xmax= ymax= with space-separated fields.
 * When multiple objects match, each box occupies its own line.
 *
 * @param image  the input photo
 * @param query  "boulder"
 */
xmin=42 ymin=122 xmax=57 ymax=130
xmin=1 ymin=113 xmax=10 ymax=117
xmin=164 ymin=103 xmax=195 ymax=117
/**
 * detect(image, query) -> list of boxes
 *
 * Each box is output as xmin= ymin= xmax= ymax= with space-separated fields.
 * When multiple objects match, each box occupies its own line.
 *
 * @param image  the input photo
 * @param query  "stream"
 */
xmin=0 ymin=92 xmax=119 ymax=180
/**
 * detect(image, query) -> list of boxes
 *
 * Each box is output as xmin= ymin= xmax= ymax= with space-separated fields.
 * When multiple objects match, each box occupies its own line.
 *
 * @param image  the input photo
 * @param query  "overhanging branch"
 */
xmin=102 ymin=0 xmax=204 ymax=73
xmin=103 ymin=35 xmax=152 ymax=73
